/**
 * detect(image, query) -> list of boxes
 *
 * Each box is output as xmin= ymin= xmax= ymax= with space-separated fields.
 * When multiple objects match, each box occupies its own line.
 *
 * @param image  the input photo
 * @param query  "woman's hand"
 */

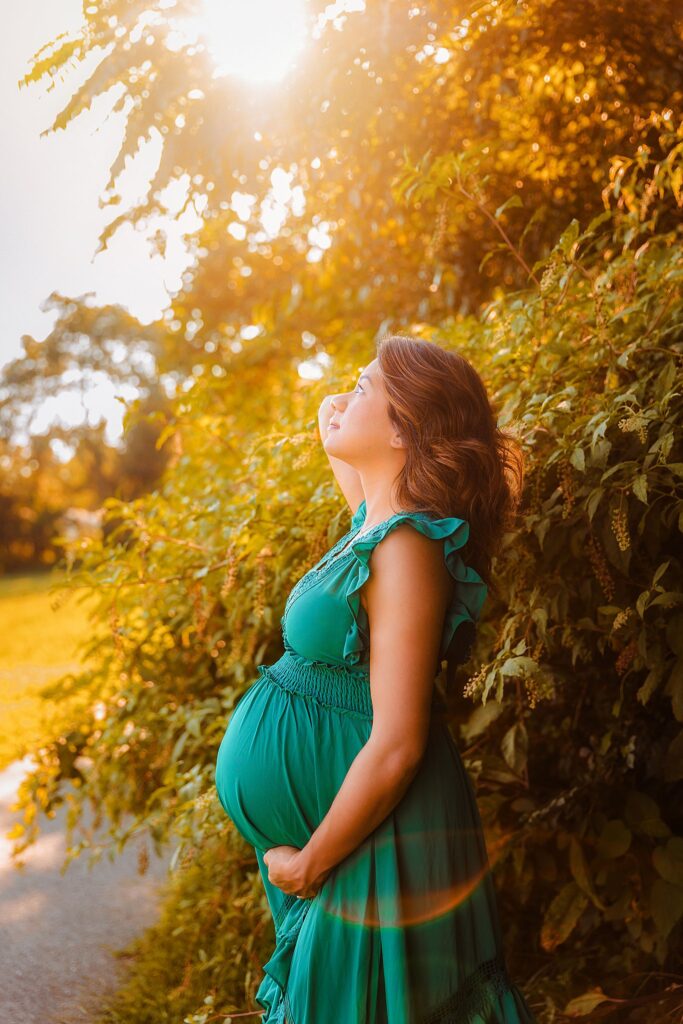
xmin=263 ymin=844 xmax=332 ymax=899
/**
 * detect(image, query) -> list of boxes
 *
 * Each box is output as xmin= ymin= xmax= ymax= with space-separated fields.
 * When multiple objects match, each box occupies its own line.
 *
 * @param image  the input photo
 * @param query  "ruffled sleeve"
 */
xmin=341 ymin=510 xmax=488 ymax=669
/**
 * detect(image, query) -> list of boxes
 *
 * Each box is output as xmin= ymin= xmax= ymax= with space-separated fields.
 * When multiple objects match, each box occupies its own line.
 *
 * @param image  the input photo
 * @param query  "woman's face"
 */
xmin=323 ymin=358 xmax=405 ymax=464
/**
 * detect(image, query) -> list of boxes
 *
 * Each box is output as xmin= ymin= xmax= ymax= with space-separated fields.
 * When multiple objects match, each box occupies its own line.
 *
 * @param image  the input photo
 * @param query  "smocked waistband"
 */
xmin=257 ymin=651 xmax=373 ymax=719
xmin=256 ymin=650 xmax=446 ymax=721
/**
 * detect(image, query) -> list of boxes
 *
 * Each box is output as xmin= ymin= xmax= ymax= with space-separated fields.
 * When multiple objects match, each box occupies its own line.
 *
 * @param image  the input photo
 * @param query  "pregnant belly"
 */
xmin=215 ymin=675 xmax=321 ymax=852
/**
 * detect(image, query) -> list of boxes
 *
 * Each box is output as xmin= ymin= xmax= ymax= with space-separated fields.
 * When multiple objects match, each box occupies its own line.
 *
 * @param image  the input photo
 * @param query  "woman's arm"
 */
xmin=318 ymin=395 xmax=365 ymax=515
xmin=296 ymin=523 xmax=453 ymax=887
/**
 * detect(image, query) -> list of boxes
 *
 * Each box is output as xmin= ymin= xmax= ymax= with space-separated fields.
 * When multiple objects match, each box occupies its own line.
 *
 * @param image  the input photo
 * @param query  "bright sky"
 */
xmin=1 ymin=0 xmax=316 ymax=448
xmin=1 ymin=1 xmax=200 ymax=446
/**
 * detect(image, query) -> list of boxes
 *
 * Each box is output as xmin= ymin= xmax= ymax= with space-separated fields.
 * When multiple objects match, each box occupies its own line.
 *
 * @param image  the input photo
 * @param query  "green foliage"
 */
xmin=10 ymin=110 xmax=683 ymax=1020
xmin=91 ymin=828 xmax=274 ymax=1024
xmin=7 ymin=0 xmax=683 ymax=1007
xmin=450 ymin=111 xmax=682 ymax=1017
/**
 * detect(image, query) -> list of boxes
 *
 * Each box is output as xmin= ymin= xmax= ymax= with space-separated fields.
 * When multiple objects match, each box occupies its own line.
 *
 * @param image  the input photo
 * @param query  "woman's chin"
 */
xmin=324 ymin=433 xmax=352 ymax=459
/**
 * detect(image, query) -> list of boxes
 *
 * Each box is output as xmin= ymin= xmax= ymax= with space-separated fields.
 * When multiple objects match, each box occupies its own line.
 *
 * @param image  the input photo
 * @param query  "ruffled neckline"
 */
xmin=312 ymin=501 xmax=431 ymax=575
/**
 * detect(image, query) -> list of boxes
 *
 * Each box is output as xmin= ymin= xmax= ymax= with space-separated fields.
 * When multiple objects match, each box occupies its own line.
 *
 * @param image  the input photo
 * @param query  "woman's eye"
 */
xmin=353 ymin=384 xmax=364 ymax=394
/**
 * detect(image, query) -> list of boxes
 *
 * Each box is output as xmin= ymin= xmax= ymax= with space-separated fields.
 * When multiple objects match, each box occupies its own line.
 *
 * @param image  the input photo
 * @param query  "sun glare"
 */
xmin=188 ymin=0 xmax=308 ymax=83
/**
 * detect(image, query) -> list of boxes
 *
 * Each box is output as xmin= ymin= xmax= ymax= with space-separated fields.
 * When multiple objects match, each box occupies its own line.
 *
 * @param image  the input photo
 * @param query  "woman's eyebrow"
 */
xmin=358 ymin=374 xmax=373 ymax=386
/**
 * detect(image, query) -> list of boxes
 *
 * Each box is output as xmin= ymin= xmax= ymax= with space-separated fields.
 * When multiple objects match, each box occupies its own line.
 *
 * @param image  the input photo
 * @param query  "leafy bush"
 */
xmin=10 ymin=111 xmax=683 ymax=1022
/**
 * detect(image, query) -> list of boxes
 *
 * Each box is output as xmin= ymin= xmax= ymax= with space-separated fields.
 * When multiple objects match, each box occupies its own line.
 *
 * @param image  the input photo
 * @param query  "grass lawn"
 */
xmin=0 ymin=569 xmax=105 ymax=772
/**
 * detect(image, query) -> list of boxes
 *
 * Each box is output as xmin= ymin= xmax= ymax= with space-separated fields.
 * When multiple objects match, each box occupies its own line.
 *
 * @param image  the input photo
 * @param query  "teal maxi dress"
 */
xmin=215 ymin=500 xmax=537 ymax=1024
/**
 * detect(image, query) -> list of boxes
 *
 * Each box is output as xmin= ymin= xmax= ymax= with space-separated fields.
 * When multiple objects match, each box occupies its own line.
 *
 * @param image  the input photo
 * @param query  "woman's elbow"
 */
xmin=367 ymin=733 xmax=426 ymax=783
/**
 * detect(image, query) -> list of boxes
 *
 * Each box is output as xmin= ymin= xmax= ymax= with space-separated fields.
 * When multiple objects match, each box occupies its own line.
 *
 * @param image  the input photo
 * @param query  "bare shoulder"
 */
xmin=363 ymin=524 xmax=455 ymax=712
xmin=371 ymin=521 xmax=445 ymax=570
xmin=360 ymin=521 xmax=454 ymax=613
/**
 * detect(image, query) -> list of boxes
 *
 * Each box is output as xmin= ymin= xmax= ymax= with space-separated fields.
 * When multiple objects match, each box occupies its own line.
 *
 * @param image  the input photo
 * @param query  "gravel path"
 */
xmin=0 ymin=755 xmax=173 ymax=1024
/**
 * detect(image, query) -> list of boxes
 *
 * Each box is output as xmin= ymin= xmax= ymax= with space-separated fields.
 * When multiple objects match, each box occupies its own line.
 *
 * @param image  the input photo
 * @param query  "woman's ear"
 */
xmin=390 ymin=427 xmax=408 ymax=450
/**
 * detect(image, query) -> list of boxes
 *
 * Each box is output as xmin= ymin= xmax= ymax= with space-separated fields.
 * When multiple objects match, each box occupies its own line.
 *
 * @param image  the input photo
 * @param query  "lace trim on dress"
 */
xmin=280 ymin=499 xmax=397 ymax=624
xmin=280 ymin=551 xmax=355 ymax=632
xmin=281 ymin=521 xmax=355 ymax=619
xmin=280 ymin=515 xmax=388 ymax=625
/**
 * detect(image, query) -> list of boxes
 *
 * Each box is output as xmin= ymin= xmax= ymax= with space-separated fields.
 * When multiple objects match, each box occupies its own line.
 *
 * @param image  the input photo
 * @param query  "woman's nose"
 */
xmin=331 ymin=392 xmax=348 ymax=410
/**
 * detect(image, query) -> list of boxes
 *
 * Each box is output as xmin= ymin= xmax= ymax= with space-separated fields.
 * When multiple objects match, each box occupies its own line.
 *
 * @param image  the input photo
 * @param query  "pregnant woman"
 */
xmin=215 ymin=334 xmax=537 ymax=1023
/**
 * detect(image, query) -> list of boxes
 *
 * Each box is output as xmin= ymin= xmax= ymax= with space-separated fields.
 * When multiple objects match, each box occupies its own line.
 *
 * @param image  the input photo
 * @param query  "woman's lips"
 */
xmin=328 ymin=422 xmax=340 ymax=430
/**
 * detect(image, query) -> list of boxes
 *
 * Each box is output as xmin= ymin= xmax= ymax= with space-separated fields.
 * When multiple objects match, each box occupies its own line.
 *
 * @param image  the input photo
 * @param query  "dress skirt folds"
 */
xmin=214 ymin=500 xmax=537 ymax=1024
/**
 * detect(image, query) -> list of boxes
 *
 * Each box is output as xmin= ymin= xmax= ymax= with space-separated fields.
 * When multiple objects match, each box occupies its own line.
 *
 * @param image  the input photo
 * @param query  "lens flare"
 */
xmin=190 ymin=0 xmax=308 ymax=83
xmin=314 ymin=827 xmax=516 ymax=930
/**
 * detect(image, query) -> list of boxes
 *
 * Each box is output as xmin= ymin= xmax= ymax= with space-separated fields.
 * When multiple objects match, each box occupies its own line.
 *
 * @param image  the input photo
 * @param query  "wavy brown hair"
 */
xmin=376 ymin=334 xmax=525 ymax=684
